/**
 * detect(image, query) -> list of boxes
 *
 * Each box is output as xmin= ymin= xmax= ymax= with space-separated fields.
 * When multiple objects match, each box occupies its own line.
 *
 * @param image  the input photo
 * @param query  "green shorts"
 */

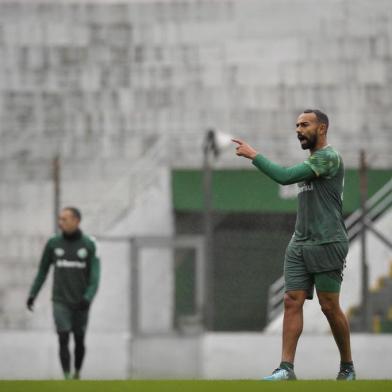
xmin=284 ymin=240 xmax=348 ymax=300
xmin=53 ymin=301 xmax=89 ymax=335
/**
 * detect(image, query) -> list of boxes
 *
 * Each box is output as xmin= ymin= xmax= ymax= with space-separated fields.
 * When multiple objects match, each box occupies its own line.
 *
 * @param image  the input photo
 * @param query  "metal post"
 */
xmin=194 ymin=238 xmax=207 ymax=322
xmin=202 ymin=130 xmax=215 ymax=330
xmin=130 ymin=238 xmax=139 ymax=338
xmin=129 ymin=237 xmax=138 ymax=379
xmin=53 ymin=155 xmax=61 ymax=234
xmin=359 ymin=149 xmax=369 ymax=331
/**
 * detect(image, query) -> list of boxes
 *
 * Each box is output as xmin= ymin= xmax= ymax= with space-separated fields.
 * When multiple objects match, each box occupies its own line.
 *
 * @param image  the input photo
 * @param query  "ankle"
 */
xmin=280 ymin=361 xmax=294 ymax=371
xmin=340 ymin=361 xmax=354 ymax=370
xmin=64 ymin=371 xmax=72 ymax=380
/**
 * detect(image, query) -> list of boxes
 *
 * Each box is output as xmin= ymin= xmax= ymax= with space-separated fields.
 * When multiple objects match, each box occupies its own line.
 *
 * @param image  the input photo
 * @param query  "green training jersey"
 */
xmin=294 ymin=145 xmax=348 ymax=245
xmin=29 ymin=230 xmax=100 ymax=305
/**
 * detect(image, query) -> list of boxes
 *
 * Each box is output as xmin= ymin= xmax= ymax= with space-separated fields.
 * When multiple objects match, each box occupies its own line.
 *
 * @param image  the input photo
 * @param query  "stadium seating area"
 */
xmin=0 ymin=0 xmax=392 ymax=333
xmin=349 ymin=262 xmax=392 ymax=333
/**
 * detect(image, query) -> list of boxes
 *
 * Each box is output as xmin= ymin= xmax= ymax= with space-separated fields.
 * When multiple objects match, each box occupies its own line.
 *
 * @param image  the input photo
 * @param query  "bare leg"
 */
xmin=317 ymin=291 xmax=352 ymax=362
xmin=281 ymin=290 xmax=308 ymax=363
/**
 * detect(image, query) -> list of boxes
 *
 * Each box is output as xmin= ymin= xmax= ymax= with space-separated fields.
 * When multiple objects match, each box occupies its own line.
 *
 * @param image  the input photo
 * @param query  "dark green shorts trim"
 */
xmin=53 ymin=301 xmax=89 ymax=335
xmin=314 ymin=270 xmax=342 ymax=292
xmin=284 ymin=240 xmax=347 ymax=299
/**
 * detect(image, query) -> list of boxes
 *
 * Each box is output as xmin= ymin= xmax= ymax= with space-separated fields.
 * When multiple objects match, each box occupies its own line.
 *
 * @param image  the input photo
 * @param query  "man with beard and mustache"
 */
xmin=232 ymin=109 xmax=355 ymax=381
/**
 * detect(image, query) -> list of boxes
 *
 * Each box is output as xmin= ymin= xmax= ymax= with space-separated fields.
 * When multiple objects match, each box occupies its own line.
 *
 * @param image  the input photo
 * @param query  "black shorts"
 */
xmin=53 ymin=301 xmax=89 ymax=335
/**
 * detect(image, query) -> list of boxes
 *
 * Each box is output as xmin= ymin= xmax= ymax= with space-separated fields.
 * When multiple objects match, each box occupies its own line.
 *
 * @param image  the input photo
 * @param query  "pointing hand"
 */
xmin=232 ymin=139 xmax=258 ymax=160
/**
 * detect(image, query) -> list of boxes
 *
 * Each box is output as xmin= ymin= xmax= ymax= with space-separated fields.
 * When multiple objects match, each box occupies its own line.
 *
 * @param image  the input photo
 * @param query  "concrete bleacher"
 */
xmin=1 ymin=0 xmax=392 ymax=172
xmin=0 ymin=0 xmax=392 ymax=378
xmin=349 ymin=262 xmax=392 ymax=333
xmin=1 ymin=0 xmax=391 ymax=229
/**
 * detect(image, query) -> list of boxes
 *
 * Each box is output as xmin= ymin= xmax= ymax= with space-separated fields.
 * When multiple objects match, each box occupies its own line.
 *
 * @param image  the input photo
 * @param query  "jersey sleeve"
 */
xmin=83 ymin=238 xmax=100 ymax=302
xmin=29 ymin=239 xmax=53 ymax=299
xmin=252 ymin=154 xmax=316 ymax=185
xmin=304 ymin=148 xmax=340 ymax=179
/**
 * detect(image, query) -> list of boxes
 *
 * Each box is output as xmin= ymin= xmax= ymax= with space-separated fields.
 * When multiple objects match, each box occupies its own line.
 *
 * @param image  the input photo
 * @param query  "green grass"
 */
xmin=1 ymin=380 xmax=392 ymax=392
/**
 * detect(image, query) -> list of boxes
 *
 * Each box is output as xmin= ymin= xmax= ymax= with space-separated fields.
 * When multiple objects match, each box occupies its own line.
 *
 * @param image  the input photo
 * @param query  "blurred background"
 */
xmin=0 ymin=0 xmax=391 ymax=380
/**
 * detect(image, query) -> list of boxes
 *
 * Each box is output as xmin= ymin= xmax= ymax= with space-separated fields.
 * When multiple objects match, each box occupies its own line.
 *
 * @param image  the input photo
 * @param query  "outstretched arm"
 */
xmin=233 ymin=138 xmax=315 ymax=185
xmin=252 ymin=154 xmax=315 ymax=185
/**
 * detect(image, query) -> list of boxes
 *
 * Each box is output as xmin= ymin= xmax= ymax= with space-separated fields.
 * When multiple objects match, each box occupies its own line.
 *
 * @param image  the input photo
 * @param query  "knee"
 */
xmin=74 ymin=333 xmax=85 ymax=349
xmin=283 ymin=293 xmax=304 ymax=312
xmin=319 ymin=299 xmax=336 ymax=317
xmin=58 ymin=332 xmax=70 ymax=348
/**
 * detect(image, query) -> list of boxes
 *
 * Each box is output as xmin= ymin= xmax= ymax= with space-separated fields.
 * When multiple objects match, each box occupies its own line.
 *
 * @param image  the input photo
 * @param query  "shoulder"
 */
xmin=81 ymin=234 xmax=98 ymax=251
xmin=311 ymin=146 xmax=340 ymax=160
xmin=305 ymin=146 xmax=341 ymax=178
xmin=46 ymin=234 xmax=62 ymax=247
xmin=321 ymin=146 xmax=341 ymax=160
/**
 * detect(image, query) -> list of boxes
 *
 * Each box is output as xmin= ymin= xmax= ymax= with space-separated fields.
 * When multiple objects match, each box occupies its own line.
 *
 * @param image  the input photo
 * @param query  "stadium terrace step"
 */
xmin=349 ymin=267 xmax=392 ymax=333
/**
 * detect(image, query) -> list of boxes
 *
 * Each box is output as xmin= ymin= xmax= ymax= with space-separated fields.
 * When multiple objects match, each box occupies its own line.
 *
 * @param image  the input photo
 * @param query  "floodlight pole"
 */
xmin=53 ymin=155 xmax=61 ymax=234
xmin=359 ymin=149 xmax=369 ymax=331
xmin=203 ymin=130 xmax=216 ymax=330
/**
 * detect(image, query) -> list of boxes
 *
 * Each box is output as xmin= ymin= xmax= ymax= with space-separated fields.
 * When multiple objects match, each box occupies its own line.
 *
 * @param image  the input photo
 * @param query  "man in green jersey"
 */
xmin=27 ymin=207 xmax=100 ymax=380
xmin=233 ymin=109 xmax=355 ymax=381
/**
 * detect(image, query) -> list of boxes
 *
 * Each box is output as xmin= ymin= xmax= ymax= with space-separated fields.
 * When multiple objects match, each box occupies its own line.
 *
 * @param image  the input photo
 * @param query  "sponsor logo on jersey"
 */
xmin=56 ymin=259 xmax=86 ymax=269
xmin=279 ymin=184 xmax=297 ymax=199
xmin=77 ymin=248 xmax=88 ymax=259
xmin=297 ymin=183 xmax=314 ymax=194
xmin=54 ymin=248 xmax=65 ymax=257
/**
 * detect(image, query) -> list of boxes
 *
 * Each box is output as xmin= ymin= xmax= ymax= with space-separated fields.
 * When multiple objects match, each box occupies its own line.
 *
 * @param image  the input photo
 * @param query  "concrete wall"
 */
xmin=0 ymin=331 xmax=391 ymax=380
xmin=101 ymin=166 xmax=175 ymax=334
xmin=1 ymin=166 xmax=174 ymax=334
xmin=1 ymin=165 xmax=174 ymax=377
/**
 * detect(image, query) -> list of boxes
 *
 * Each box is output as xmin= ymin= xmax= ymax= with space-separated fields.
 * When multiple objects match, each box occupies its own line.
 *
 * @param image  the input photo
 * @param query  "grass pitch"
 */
xmin=1 ymin=380 xmax=392 ymax=392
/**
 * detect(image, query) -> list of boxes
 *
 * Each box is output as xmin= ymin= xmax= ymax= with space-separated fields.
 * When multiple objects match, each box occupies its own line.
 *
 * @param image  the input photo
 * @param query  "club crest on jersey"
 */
xmin=77 ymin=248 xmax=88 ymax=259
xmin=54 ymin=248 xmax=65 ymax=257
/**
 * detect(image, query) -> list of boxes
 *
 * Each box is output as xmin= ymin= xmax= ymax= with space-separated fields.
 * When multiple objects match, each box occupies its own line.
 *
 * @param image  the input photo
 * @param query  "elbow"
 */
xmin=270 ymin=171 xmax=293 ymax=185
xmin=278 ymin=174 xmax=299 ymax=185
xmin=276 ymin=177 xmax=291 ymax=186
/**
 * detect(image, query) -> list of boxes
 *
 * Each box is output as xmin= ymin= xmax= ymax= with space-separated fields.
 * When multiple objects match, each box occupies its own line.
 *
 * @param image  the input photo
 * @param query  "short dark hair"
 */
xmin=303 ymin=109 xmax=329 ymax=130
xmin=63 ymin=206 xmax=82 ymax=221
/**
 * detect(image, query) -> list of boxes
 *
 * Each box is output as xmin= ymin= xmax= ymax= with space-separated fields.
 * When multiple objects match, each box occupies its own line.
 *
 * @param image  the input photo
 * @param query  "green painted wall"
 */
xmin=173 ymin=169 xmax=392 ymax=213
